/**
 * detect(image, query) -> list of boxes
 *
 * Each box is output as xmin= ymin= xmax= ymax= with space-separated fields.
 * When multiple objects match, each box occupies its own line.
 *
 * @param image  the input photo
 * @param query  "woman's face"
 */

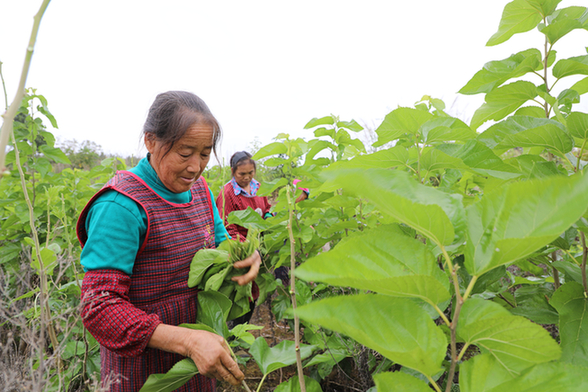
xmin=233 ymin=162 xmax=255 ymax=189
xmin=145 ymin=124 xmax=213 ymax=193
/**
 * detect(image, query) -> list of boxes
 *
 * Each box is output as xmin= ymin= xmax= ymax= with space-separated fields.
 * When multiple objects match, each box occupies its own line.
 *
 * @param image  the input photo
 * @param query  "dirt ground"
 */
xmin=216 ymin=299 xmax=299 ymax=392
xmin=216 ymin=297 xmax=370 ymax=392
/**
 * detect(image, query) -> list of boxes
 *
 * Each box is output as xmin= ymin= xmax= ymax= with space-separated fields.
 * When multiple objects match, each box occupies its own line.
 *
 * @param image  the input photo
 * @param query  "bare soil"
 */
xmin=217 ymin=299 xmax=299 ymax=392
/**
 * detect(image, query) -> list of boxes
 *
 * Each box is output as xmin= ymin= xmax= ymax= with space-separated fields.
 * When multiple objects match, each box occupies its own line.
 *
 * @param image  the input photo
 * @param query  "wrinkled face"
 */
xmin=233 ymin=162 xmax=255 ymax=189
xmin=145 ymin=124 xmax=213 ymax=193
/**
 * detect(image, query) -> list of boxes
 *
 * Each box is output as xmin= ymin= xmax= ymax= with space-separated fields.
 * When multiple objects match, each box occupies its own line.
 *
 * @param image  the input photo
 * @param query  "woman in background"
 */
xmin=216 ymin=151 xmax=272 ymax=241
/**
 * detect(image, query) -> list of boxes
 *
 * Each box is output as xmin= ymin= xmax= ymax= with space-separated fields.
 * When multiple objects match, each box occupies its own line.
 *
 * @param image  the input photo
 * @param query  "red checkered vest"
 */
xmin=77 ymin=171 xmax=216 ymax=391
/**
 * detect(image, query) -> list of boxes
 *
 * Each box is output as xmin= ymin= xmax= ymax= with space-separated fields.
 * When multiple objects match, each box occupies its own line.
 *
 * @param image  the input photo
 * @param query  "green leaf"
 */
xmin=320 ymin=168 xmax=464 ymax=246
xmin=486 ymin=361 xmax=588 ymax=392
xmin=471 ymin=81 xmax=538 ymax=130
xmin=506 ymin=154 xmax=562 ymax=179
xmin=328 ymin=146 xmax=412 ymax=170
xmin=540 ymin=6 xmax=588 ymax=44
xmin=336 ymin=119 xmax=363 ymax=132
xmin=296 ymin=294 xmax=447 ymax=378
xmin=31 ymin=246 xmax=59 ymax=276
xmin=253 ymin=142 xmax=288 ymax=160
xmin=304 ymin=116 xmax=335 ymax=129
xmin=373 ymin=371 xmax=433 ymax=392
xmin=227 ymin=207 xmax=273 ymax=231
xmin=459 ymin=354 xmax=516 ymax=392
xmin=487 ymin=0 xmax=545 ymax=46
xmin=478 ymin=115 xmax=566 ymax=151
xmin=553 ymin=55 xmax=588 ymax=79
xmin=515 ymin=106 xmax=547 ymax=117
xmin=249 ymin=337 xmax=315 ymax=376
xmin=295 ymin=225 xmax=450 ymax=305
xmin=465 ymin=173 xmax=588 ymax=276
xmin=275 ymin=375 xmax=323 ymax=392
xmin=460 ymin=49 xmax=543 ymax=95
xmin=188 ymin=249 xmax=227 ymax=288
xmin=204 ymin=266 xmax=231 ymax=291
xmin=495 ymin=123 xmax=574 ymax=157
xmin=196 ymin=291 xmax=231 ymax=338
xmin=567 ymin=112 xmax=588 ymax=140
xmin=458 ymin=299 xmax=561 ymax=375
xmin=550 ymin=282 xmax=588 ymax=365
xmin=139 ymin=358 xmax=198 ymax=392
xmin=420 ymin=117 xmax=477 ymax=144
xmin=303 ymin=349 xmax=348 ymax=368
xmin=510 ymin=285 xmax=559 ymax=324
xmin=552 ymin=259 xmax=584 ymax=284
xmin=438 ymin=140 xmax=521 ymax=179
xmin=420 ymin=147 xmax=470 ymax=173
xmin=373 ymin=108 xmax=433 ymax=147
xmin=39 ymin=145 xmax=71 ymax=164
xmin=570 ymin=76 xmax=588 ymax=95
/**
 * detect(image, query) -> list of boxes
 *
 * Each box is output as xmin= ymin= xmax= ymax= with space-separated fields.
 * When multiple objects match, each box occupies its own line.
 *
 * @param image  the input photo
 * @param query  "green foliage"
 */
xmin=5 ymin=1 xmax=588 ymax=391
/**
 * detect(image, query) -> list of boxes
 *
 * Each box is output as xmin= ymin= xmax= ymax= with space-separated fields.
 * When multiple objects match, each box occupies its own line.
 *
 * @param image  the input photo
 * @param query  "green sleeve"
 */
xmin=80 ymin=190 xmax=146 ymax=275
xmin=210 ymin=188 xmax=231 ymax=246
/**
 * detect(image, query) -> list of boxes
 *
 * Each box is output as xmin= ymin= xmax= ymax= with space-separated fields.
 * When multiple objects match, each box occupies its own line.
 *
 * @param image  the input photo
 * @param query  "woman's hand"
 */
xmin=231 ymin=250 xmax=261 ymax=286
xmin=148 ymin=324 xmax=244 ymax=385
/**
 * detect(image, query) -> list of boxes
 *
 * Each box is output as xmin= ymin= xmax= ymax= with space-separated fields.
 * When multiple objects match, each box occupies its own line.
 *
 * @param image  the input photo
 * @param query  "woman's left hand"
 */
xmin=231 ymin=250 xmax=261 ymax=286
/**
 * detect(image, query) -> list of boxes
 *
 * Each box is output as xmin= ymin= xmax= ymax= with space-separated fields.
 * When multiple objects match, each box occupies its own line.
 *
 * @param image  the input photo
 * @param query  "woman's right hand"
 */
xmin=148 ymin=324 xmax=244 ymax=385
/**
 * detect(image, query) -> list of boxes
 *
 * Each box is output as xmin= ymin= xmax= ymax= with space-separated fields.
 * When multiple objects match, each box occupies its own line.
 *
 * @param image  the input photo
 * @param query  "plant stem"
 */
xmin=581 ymin=232 xmax=587 ymax=295
xmin=0 ymin=0 xmax=51 ymax=177
xmin=10 ymin=131 xmax=61 ymax=372
xmin=286 ymin=182 xmax=306 ymax=392
xmin=441 ymin=249 xmax=479 ymax=392
xmin=227 ymin=340 xmax=252 ymax=392
xmin=576 ymin=139 xmax=587 ymax=172
xmin=456 ymin=343 xmax=471 ymax=362
xmin=426 ymin=375 xmax=442 ymax=392
xmin=551 ymin=251 xmax=560 ymax=290
xmin=255 ymin=374 xmax=268 ymax=392
xmin=462 ymin=275 xmax=478 ymax=301
xmin=432 ymin=303 xmax=451 ymax=327
xmin=543 ymin=20 xmax=550 ymax=118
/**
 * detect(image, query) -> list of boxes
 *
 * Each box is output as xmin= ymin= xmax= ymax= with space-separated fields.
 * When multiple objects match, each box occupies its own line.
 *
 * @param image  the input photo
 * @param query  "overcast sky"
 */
xmin=1 ymin=0 xmax=586 ymax=161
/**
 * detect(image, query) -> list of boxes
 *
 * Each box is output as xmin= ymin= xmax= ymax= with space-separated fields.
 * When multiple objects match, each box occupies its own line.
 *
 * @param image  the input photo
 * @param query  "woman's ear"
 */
xmin=144 ymin=133 xmax=156 ymax=153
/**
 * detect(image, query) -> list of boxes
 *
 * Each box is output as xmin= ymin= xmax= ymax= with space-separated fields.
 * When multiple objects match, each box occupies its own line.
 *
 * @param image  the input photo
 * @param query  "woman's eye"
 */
xmin=179 ymin=153 xmax=190 ymax=158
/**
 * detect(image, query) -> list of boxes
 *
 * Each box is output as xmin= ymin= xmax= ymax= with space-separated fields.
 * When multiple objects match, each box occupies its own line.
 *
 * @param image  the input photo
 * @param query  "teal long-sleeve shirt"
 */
xmin=80 ymin=157 xmax=230 ymax=275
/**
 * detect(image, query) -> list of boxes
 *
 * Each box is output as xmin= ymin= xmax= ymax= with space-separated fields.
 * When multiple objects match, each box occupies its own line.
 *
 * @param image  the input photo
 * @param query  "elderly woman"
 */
xmin=77 ymin=91 xmax=260 ymax=391
xmin=216 ymin=151 xmax=272 ymax=241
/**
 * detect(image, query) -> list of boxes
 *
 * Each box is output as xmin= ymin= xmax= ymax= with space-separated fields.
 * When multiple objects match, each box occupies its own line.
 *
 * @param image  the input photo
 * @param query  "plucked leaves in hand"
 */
xmin=139 ymin=359 xmax=198 ymax=392
xmin=188 ymin=232 xmax=259 ymax=320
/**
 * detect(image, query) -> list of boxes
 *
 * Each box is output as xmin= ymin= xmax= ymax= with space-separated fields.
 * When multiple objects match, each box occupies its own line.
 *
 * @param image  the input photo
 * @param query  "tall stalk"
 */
xmin=0 ymin=0 xmax=51 ymax=177
xmin=286 ymin=182 xmax=306 ymax=392
xmin=11 ymin=131 xmax=62 ymax=377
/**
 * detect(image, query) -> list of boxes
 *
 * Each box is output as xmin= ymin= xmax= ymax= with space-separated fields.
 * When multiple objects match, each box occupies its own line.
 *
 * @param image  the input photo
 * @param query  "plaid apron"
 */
xmin=78 ymin=171 xmax=216 ymax=391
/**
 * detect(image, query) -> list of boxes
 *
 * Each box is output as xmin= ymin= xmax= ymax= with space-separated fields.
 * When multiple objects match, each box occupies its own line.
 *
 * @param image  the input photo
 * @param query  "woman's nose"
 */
xmin=187 ymin=156 xmax=201 ymax=173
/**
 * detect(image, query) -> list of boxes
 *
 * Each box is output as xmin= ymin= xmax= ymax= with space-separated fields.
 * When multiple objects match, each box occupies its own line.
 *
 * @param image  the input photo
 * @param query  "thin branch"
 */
xmin=581 ymin=232 xmax=587 ymax=295
xmin=0 ymin=0 xmax=51 ymax=176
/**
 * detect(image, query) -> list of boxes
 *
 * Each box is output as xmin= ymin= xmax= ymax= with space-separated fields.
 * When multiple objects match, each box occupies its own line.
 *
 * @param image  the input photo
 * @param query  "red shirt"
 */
xmin=216 ymin=180 xmax=271 ymax=242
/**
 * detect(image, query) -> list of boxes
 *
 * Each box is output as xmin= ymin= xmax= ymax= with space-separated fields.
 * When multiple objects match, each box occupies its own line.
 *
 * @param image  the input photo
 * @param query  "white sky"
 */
xmin=1 ymin=0 xmax=586 ymax=161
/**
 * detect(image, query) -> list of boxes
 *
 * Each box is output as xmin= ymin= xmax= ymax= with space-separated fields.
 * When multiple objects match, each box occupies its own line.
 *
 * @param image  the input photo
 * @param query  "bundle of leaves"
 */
xmin=188 ymin=232 xmax=259 ymax=321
